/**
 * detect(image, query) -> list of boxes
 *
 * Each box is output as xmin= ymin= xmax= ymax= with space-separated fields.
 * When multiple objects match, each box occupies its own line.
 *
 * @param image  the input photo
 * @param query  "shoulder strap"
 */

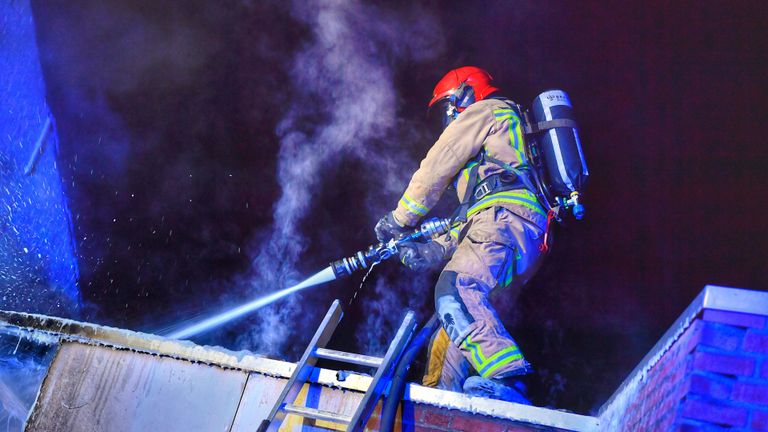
xmin=451 ymin=152 xmax=484 ymax=224
xmin=492 ymin=97 xmax=576 ymax=134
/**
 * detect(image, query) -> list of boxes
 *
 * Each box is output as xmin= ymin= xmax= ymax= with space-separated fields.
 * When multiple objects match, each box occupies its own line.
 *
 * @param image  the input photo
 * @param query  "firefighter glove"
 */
xmin=398 ymin=241 xmax=445 ymax=272
xmin=375 ymin=212 xmax=408 ymax=242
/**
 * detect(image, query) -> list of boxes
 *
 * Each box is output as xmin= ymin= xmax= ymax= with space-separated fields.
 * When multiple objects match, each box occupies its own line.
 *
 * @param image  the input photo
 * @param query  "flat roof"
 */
xmin=8 ymin=285 xmax=762 ymax=431
xmin=0 ymin=309 xmax=598 ymax=431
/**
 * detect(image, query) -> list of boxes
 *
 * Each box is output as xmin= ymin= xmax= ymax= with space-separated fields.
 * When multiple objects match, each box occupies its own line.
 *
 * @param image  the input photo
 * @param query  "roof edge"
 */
xmin=0 ymin=310 xmax=599 ymax=431
xmin=702 ymin=284 xmax=768 ymax=315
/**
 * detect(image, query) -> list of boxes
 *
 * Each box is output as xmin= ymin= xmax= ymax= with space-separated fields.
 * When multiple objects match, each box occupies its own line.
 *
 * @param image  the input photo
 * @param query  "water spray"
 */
xmin=168 ymin=217 xmax=452 ymax=340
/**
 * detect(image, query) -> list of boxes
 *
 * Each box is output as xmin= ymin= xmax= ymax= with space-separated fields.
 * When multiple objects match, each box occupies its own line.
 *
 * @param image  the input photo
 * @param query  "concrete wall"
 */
xmin=1 ymin=2 xmax=80 ymax=427
xmin=0 ymin=0 xmax=80 ymax=314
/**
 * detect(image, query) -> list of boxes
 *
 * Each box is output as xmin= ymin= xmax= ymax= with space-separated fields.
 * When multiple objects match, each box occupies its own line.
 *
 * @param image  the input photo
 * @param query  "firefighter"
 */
xmin=375 ymin=66 xmax=547 ymax=403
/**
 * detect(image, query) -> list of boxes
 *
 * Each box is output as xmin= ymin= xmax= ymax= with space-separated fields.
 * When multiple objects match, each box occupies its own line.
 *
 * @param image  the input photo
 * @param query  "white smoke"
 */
xmin=237 ymin=0 xmax=444 ymax=356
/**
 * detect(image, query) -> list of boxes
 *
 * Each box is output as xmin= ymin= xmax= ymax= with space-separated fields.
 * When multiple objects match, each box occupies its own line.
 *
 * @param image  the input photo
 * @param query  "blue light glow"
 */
xmin=1 ymin=0 xmax=80 ymax=313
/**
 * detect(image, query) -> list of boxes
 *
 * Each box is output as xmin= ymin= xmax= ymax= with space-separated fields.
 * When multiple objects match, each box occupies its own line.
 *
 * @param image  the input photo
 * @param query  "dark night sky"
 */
xmin=29 ymin=0 xmax=768 ymax=413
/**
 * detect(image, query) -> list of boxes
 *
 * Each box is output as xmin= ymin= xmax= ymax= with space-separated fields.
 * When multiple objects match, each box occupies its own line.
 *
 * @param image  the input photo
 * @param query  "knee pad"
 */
xmin=435 ymin=271 xmax=474 ymax=343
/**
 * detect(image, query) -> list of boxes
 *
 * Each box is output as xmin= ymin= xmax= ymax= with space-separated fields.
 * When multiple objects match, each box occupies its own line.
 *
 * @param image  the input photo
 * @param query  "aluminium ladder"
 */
xmin=257 ymin=299 xmax=417 ymax=432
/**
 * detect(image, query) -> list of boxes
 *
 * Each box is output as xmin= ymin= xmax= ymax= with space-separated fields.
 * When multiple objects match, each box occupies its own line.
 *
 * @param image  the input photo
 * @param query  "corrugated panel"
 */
xmin=26 ymin=341 xmax=248 ymax=432
xmin=229 ymin=373 xmax=287 ymax=431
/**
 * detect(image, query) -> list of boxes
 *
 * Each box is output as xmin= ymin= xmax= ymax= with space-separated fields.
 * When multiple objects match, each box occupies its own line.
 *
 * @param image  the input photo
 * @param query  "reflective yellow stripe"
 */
xmin=461 ymin=336 xmax=486 ymax=370
xmin=404 ymin=193 xmax=429 ymax=214
xmin=462 ymin=336 xmax=523 ymax=377
xmin=467 ymin=190 xmax=546 ymax=219
xmin=480 ymin=346 xmax=523 ymax=378
xmin=511 ymin=118 xmax=525 ymax=164
xmin=500 ymin=248 xmax=521 ymax=287
xmin=509 ymin=121 xmax=525 ymax=163
xmin=461 ymin=161 xmax=478 ymax=181
xmin=449 ymin=226 xmax=461 ymax=239
xmin=492 ymin=110 xmax=526 ymax=164
xmin=399 ymin=193 xmax=429 ymax=217
xmin=493 ymin=109 xmax=516 ymax=116
xmin=502 ymin=261 xmax=514 ymax=287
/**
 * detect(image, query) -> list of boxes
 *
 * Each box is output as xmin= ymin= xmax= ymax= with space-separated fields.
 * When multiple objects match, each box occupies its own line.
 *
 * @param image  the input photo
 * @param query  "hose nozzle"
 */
xmin=330 ymin=240 xmax=397 ymax=278
xmin=331 ymin=217 xmax=452 ymax=278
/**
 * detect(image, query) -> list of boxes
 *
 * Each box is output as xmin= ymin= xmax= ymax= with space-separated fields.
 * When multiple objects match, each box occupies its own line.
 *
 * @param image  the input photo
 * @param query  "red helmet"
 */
xmin=428 ymin=66 xmax=499 ymax=108
xmin=428 ymin=66 xmax=499 ymax=130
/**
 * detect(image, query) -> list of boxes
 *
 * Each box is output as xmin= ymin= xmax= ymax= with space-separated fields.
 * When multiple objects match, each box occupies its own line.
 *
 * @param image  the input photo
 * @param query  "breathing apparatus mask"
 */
xmin=428 ymin=82 xmax=477 ymax=133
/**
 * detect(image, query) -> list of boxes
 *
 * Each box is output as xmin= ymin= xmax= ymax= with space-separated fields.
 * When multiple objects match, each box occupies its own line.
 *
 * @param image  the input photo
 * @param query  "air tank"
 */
xmin=531 ymin=89 xmax=588 ymax=218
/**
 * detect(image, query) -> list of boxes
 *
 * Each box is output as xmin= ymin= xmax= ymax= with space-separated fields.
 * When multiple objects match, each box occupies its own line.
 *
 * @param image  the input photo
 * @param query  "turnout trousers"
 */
xmin=423 ymin=206 xmax=545 ymax=391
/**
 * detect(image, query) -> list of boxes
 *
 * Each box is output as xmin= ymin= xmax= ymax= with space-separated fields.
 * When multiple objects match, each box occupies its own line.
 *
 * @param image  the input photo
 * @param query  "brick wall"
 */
xmin=387 ymin=402 xmax=573 ymax=432
xmin=286 ymin=383 xmax=587 ymax=431
xmin=679 ymin=309 xmax=768 ymax=431
xmin=599 ymin=288 xmax=768 ymax=432
xmin=599 ymin=318 xmax=703 ymax=431
xmin=342 ymin=401 xmax=555 ymax=432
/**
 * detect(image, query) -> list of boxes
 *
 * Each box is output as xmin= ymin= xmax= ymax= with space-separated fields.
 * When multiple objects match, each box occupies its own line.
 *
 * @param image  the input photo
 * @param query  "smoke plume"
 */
xmin=237 ymin=0 xmax=444 ymax=357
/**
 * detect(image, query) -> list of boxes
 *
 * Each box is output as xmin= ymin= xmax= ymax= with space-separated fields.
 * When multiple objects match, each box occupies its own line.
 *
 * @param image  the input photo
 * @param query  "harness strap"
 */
xmin=451 ymin=153 xmax=535 ymax=225
xmin=471 ymin=173 xmax=525 ymax=202
xmin=483 ymin=154 xmax=539 ymax=199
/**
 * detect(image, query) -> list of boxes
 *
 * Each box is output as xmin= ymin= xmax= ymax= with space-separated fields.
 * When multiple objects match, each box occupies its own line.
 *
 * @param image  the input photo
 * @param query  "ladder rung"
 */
xmin=314 ymin=348 xmax=382 ymax=368
xmin=283 ymin=404 xmax=352 ymax=424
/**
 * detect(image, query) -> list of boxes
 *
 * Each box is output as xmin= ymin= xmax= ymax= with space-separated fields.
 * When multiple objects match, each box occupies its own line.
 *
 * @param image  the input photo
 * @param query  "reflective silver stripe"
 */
xmin=543 ymin=104 xmax=575 ymax=191
xmin=574 ymin=128 xmax=589 ymax=176
xmin=357 ymin=251 xmax=367 ymax=269
xmin=436 ymin=295 xmax=472 ymax=344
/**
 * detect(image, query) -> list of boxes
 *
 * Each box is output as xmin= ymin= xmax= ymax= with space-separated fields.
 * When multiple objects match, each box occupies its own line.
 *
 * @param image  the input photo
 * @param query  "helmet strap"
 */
xmin=445 ymin=100 xmax=458 ymax=119
xmin=440 ymin=82 xmax=475 ymax=129
xmin=453 ymin=82 xmax=476 ymax=112
xmin=442 ymin=99 xmax=459 ymax=129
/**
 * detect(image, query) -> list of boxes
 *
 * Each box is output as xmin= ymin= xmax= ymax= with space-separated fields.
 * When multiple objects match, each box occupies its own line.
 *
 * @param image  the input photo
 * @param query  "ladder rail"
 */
xmin=347 ymin=311 xmax=417 ymax=432
xmin=262 ymin=299 xmax=344 ymax=431
xmin=258 ymin=300 xmax=417 ymax=432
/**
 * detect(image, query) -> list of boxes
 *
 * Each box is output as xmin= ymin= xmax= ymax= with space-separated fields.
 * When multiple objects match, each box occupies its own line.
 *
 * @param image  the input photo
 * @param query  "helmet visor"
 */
xmin=427 ymin=98 xmax=456 ymax=135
